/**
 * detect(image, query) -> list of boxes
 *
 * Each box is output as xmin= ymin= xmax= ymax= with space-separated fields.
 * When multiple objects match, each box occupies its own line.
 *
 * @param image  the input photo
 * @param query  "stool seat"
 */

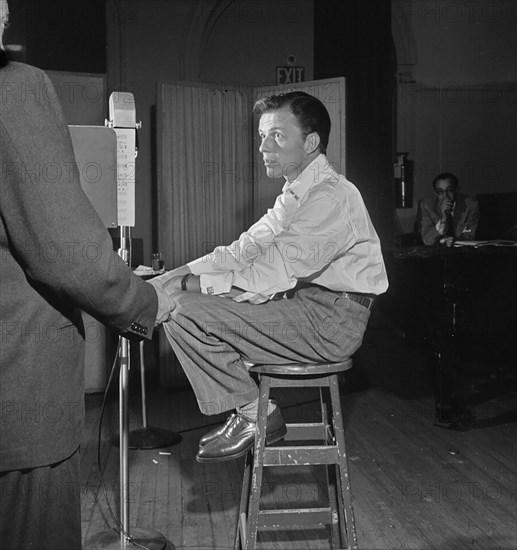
xmin=249 ymin=359 xmax=352 ymax=376
xmin=235 ymin=358 xmax=358 ymax=550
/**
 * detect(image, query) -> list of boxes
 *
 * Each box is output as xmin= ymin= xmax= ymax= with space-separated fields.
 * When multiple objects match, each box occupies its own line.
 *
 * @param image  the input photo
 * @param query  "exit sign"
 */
xmin=276 ymin=66 xmax=305 ymax=84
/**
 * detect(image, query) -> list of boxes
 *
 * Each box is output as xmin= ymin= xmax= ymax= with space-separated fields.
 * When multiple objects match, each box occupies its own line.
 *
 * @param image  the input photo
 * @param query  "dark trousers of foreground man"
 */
xmin=0 ymin=449 xmax=82 ymax=550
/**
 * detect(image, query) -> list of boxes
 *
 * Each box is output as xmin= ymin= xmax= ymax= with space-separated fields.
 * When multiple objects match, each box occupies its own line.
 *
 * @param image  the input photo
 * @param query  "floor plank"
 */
xmin=81 ymin=330 xmax=517 ymax=550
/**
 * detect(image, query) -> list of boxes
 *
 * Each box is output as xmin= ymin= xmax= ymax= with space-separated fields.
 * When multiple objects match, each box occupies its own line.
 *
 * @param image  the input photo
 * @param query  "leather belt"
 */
xmin=344 ymin=292 xmax=376 ymax=310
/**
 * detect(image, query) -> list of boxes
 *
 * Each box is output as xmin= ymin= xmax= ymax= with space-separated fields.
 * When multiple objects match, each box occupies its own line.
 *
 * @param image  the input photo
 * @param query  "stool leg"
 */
xmin=235 ymin=450 xmax=253 ymax=550
xmin=329 ymin=375 xmax=358 ymax=550
xmin=322 ymin=385 xmax=341 ymax=549
xmin=244 ymin=374 xmax=271 ymax=550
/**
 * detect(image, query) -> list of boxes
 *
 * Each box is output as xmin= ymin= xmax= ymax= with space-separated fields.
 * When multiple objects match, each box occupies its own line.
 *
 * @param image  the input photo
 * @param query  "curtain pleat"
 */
xmin=157 ymin=82 xmax=252 ymax=386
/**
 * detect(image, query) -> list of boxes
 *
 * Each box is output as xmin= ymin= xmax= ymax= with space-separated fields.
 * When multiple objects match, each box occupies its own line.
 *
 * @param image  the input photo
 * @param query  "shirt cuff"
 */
xmin=198 ymin=272 xmax=234 ymax=295
xmin=435 ymin=220 xmax=446 ymax=235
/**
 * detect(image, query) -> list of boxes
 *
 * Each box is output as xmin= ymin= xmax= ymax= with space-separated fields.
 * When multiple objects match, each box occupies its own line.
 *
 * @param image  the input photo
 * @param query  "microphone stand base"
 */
xmin=84 ymin=527 xmax=170 ymax=549
xmin=112 ymin=426 xmax=182 ymax=450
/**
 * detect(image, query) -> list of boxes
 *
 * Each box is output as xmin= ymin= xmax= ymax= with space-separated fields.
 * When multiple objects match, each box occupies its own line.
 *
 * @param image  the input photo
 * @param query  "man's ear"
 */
xmin=304 ymin=132 xmax=320 ymax=155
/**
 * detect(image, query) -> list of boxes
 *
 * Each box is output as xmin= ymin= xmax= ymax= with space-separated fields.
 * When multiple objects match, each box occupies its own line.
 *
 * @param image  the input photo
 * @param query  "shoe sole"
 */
xmin=196 ymin=425 xmax=287 ymax=463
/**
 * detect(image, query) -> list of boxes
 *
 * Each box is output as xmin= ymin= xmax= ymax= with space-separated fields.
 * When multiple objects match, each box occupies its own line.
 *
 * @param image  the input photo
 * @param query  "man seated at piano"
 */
xmin=416 ymin=172 xmax=480 ymax=246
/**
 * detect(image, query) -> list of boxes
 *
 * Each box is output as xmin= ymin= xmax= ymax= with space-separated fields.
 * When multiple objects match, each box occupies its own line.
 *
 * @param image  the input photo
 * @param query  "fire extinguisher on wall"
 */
xmin=394 ymin=152 xmax=413 ymax=208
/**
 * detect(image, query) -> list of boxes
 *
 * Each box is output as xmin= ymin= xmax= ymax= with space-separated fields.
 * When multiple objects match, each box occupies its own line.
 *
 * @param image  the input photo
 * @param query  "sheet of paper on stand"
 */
xmin=454 ymin=240 xmax=517 ymax=247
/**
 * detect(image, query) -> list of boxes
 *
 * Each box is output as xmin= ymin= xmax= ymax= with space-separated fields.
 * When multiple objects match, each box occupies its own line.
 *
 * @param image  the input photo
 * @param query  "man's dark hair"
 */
xmin=253 ymin=91 xmax=331 ymax=154
xmin=433 ymin=172 xmax=458 ymax=191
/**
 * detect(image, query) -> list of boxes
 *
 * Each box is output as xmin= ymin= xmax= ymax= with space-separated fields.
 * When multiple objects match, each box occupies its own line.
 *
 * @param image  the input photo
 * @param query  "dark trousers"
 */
xmin=0 ymin=448 xmax=82 ymax=550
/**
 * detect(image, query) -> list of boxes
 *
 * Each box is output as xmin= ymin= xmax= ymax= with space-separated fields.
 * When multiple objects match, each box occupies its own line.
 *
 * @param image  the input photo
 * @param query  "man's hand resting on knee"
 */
xmin=149 ymin=266 xmax=272 ymax=325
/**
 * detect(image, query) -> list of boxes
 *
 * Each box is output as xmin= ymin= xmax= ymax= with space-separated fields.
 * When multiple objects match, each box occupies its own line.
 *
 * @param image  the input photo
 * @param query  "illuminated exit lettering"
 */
xmin=276 ymin=66 xmax=305 ymax=85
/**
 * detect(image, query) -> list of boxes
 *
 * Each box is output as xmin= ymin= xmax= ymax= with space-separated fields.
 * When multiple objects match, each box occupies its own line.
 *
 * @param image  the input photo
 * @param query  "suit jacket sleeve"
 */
xmin=0 ymin=64 xmax=157 ymax=339
xmin=416 ymin=198 xmax=441 ymax=245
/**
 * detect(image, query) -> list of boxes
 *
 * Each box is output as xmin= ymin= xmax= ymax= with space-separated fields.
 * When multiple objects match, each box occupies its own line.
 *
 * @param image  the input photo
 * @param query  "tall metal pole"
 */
xmin=84 ymin=93 xmax=169 ymax=550
xmin=139 ymin=341 xmax=148 ymax=429
xmin=119 ymin=334 xmax=130 ymax=544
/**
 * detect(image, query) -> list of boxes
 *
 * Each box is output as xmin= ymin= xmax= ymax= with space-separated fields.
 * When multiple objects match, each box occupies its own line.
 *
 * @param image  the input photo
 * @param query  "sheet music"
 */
xmin=108 ymin=92 xmax=137 ymax=228
xmin=113 ymin=127 xmax=136 ymax=227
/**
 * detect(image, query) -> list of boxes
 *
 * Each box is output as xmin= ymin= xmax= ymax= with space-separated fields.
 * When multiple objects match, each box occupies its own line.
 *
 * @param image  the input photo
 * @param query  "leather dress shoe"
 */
xmin=196 ymin=407 xmax=287 ymax=463
xmin=199 ymin=412 xmax=237 ymax=447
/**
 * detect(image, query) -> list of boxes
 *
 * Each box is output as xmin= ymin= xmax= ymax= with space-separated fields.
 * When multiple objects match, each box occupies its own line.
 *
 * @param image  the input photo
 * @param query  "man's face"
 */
xmin=258 ymin=106 xmax=314 ymax=182
xmin=434 ymin=178 xmax=457 ymax=204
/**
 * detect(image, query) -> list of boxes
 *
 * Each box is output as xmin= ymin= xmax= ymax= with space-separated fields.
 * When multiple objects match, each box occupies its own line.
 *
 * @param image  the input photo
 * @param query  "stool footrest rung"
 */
xmin=263 ymin=445 xmax=338 ymax=466
xmin=284 ymin=422 xmax=328 ymax=441
xmin=257 ymin=507 xmax=334 ymax=528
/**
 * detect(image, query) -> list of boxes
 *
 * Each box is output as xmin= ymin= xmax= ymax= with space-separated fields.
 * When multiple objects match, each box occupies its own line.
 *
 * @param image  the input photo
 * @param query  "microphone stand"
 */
xmin=121 ymin=341 xmax=182 ymax=450
xmin=85 ymin=227 xmax=169 ymax=550
xmin=114 ymin=232 xmax=181 ymax=451
xmin=84 ymin=93 xmax=171 ymax=549
xmin=112 ymin=229 xmax=181 ymax=451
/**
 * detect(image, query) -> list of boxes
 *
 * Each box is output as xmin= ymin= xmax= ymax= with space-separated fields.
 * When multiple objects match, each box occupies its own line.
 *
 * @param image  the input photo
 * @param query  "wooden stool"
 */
xmin=235 ymin=360 xmax=358 ymax=550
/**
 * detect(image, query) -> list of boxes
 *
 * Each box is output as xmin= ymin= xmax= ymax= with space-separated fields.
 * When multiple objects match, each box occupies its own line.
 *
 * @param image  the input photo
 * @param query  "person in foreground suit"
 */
xmin=416 ymin=172 xmax=480 ymax=246
xmin=151 ymin=91 xmax=388 ymax=463
xmin=0 ymin=3 xmax=172 ymax=548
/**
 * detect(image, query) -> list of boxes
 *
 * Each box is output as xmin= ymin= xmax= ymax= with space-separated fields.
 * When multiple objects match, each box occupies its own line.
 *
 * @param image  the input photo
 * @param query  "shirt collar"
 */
xmin=281 ymin=154 xmax=333 ymax=202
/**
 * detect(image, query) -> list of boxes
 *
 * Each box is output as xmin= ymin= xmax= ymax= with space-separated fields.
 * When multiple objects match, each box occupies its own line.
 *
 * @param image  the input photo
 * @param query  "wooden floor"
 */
xmin=80 ymin=327 xmax=517 ymax=550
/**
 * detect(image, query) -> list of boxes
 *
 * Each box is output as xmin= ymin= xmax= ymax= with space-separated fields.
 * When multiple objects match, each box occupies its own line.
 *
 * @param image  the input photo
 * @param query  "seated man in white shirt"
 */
xmin=416 ymin=172 xmax=480 ymax=246
xmin=151 ymin=91 xmax=388 ymax=462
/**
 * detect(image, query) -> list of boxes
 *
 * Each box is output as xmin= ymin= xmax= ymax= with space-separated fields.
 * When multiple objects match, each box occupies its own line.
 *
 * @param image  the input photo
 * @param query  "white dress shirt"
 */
xmin=188 ymin=154 xmax=388 ymax=299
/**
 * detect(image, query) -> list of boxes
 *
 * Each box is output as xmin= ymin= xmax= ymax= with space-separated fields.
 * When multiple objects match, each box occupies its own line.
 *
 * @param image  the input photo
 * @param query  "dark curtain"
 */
xmin=314 ymin=0 xmax=396 ymax=247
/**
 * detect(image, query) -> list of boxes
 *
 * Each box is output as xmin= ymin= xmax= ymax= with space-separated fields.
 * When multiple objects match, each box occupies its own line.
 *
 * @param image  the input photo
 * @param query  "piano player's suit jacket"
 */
xmin=416 ymin=193 xmax=480 ymax=245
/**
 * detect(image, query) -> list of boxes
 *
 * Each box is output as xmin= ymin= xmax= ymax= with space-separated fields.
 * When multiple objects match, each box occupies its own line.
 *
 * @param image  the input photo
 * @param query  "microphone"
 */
xmin=106 ymin=92 xmax=140 ymax=229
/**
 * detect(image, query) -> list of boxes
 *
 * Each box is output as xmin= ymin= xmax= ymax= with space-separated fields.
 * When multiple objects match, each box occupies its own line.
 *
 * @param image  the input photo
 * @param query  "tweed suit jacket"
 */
xmin=416 ymin=193 xmax=480 ymax=245
xmin=0 ymin=62 xmax=158 ymax=471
